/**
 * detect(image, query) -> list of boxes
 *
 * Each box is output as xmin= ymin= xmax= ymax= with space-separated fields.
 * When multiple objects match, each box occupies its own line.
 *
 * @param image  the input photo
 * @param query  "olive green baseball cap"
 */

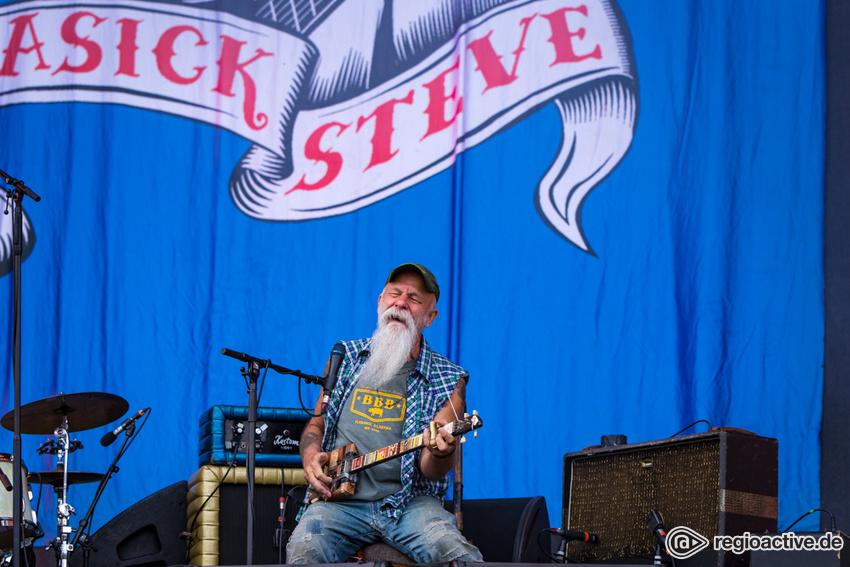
xmin=385 ymin=263 xmax=440 ymax=301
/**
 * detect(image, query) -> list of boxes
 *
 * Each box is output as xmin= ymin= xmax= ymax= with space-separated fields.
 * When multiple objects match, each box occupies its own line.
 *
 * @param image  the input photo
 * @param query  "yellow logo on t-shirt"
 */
xmin=350 ymin=388 xmax=406 ymax=423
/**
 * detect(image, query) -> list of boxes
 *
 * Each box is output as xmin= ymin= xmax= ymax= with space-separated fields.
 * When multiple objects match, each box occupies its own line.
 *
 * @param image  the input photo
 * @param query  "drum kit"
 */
xmin=0 ymin=392 xmax=131 ymax=567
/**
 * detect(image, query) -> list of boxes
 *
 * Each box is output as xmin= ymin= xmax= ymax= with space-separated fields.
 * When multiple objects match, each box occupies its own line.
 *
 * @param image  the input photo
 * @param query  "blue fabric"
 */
xmin=0 ymin=0 xmax=825 ymax=543
xmin=322 ymin=337 xmax=466 ymax=519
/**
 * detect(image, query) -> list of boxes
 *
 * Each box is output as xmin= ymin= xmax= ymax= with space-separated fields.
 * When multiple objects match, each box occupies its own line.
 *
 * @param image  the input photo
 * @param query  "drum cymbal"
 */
xmin=27 ymin=468 xmax=104 ymax=486
xmin=1 ymin=392 xmax=129 ymax=434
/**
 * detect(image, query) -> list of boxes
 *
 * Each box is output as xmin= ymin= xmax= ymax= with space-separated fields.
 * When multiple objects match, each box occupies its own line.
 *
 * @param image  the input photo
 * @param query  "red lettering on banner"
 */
xmin=53 ymin=11 xmax=107 ymax=75
xmin=153 ymin=25 xmax=208 ymax=85
xmin=0 ymin=13 xmax=50 ymax=76
xmin=541 ymin=6 xmax=602 ymax=65
xmin=466 ymin=16 xmax=536 ymax=92
xmin=213 ymin=35 xmax=272 ymax=130
xmin=116 ymin=18 xmax=141 ymax=77
xmin=421 ymin=57 xmax=463 ymax=141
xmin=288 ymin=121 xmax=351 ymax=194
xmin=356 ymin=90 xmax=414 ymax=170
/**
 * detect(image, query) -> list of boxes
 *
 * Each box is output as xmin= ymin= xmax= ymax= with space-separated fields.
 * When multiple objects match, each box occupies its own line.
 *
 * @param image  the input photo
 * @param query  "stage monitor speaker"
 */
xmin=562 ymin=429 xmax=778 ymax=566
xmin=445 ymin=497 xmax=551 ymax=563
xmin=68 ymin=481 xmax=188 ymax=567
xmin=186 ymin=464 xmax=306 ymax=565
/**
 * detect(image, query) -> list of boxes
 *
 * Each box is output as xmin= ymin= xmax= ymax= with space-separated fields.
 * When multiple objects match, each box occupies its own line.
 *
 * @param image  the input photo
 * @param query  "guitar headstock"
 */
xmin=448 ymin=411 xmax=483 ymax=437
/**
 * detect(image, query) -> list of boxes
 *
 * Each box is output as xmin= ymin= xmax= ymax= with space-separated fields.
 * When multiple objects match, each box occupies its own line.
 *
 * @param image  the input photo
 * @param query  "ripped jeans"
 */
xmin=286 ymin=495 xmax=483 ymax=564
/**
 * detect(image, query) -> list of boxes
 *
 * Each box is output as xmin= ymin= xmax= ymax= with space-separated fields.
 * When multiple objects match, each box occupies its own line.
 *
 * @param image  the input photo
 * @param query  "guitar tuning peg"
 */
xmin=472 ymin=410 xmax=478 ymax=416
xmin=461 ymin=436 xmax=467 ymax=444
xmin=464 ymin=412 xmax=469 ymax=418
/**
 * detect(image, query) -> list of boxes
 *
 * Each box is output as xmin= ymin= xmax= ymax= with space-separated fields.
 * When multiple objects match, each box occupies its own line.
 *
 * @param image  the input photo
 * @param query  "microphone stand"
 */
xmin=221 ymin=348 xmax=324 ymax=566
xmin=244 ymin=359 xmax=260 ymax=567
xmin=70 ymin=423 xmax=135 ymax=567
xmin=1 ymin=168 xmax=41 ymax=567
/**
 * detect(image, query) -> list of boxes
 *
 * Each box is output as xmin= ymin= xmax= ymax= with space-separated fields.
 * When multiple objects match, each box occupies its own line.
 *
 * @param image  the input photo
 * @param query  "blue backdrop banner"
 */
xmin=0 ymin=0 xmax=824 ymax=543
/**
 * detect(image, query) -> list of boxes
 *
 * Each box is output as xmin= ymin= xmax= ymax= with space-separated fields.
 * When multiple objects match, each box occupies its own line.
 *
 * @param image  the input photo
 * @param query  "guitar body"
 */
xmin=325 ymin=443 xmax=359 ymax=501
xmin=303 ymin=413 xmax=483 ymax=507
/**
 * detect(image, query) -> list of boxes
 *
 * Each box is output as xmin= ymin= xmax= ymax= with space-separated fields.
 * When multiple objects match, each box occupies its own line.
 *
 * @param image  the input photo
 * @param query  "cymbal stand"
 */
xmin=48 ymin=417 xmax=75 ymax=567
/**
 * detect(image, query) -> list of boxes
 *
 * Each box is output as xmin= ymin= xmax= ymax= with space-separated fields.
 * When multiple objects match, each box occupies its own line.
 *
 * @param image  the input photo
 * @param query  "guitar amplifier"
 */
xmin=198 ymin=405 xmax=310 ymax=467
xmin=187 ymin=465 xmax=307 ymax=565
xmin=562 ymin=429 xmax=778 ymax=566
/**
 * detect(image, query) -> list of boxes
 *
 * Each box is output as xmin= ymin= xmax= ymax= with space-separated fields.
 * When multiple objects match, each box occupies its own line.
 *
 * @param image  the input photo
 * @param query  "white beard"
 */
xmin=357 ymin=307 xmax=419 ymax=390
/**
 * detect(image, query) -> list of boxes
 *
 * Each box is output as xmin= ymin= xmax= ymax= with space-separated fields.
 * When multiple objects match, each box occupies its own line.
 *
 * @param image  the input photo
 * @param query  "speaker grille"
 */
xmin=563 ymin=431 xmax=777 ymax=566
xmin=567 ymin=438 xmax=720 ymax=562
xmin=187 ymin=465 xmax=307 ymax=566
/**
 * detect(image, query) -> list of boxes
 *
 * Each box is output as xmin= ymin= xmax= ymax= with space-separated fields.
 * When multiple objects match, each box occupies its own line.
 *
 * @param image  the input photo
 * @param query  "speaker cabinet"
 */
xmin=186 ymin=465 xmax=306 ymax=565
xmin=68 ymin=481 xmax=188 ymax=567
xmin=562 ymin=429 xmax=778 ymax=566
xmin=444 ymin=497 xmax=551 ymax=563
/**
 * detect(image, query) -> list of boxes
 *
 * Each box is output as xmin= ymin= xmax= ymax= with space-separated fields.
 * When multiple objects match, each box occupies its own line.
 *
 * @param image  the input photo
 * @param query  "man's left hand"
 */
xmin=424 ymin=419 xmax=457 ymax=459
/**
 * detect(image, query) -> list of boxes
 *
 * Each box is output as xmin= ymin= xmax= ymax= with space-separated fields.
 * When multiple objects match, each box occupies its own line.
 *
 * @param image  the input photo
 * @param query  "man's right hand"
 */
xmin=303 ymin=450 xmax=333 ymax=498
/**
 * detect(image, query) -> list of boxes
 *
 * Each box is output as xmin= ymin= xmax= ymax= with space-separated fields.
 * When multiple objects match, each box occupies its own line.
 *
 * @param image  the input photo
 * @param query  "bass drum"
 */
xmin=0 ymin=454 xmax=37 ymax=550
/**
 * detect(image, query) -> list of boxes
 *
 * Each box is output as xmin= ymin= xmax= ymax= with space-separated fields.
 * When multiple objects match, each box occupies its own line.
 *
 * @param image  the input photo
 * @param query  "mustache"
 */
xmin=380 ymin=307 xmax=414 ymax=327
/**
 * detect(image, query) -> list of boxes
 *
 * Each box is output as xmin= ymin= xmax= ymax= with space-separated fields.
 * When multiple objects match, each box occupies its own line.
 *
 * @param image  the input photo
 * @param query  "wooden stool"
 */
xmin=357 ymin=543 xmax=415 ymax=564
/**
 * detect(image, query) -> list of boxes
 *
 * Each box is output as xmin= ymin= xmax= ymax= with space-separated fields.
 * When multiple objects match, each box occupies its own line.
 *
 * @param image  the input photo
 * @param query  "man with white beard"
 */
xmin=287 ymin=263 xmax=483 ymax=564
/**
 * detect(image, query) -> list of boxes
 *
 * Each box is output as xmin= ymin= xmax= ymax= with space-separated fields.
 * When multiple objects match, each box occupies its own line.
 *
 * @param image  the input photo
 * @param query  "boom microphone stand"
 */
xmin=220 ymin=348 xmax=324 ymax=565
xmin=1 ymin=168 xmax=41 ymax=567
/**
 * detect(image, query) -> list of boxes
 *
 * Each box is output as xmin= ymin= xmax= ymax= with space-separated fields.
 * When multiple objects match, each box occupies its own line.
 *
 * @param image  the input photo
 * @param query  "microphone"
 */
xmin=221 ymin=347 xmax=260 ymax=363
xmin=646 ymin=509 xmax=668 ymax=564
xmin=320 ymin=342 xmax=346 ymax=414
xmin=550 ymin=527 xmax=600 ymax=544
xmin=101 ymin=408 xmax=149 ymax=446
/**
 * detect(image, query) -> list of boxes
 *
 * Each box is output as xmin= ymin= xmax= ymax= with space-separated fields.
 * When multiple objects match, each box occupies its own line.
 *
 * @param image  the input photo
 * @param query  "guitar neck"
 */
xmin=344 ymin=415 xmax=481 ymax=475
xmin=348 ymin=432 xmax=429 ymax=474
xmin=305 ymin=414 xmax=481 ymax=506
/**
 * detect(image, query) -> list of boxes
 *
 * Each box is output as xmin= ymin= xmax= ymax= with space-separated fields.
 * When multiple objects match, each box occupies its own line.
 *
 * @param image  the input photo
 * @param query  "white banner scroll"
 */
xmin=0 ymin=0 xmax=637 ymax=254
xmin=229 ymin=0 xmax=638 ymax=253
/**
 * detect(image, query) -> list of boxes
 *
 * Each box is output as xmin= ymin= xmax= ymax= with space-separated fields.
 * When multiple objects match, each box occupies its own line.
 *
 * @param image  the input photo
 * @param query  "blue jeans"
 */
xmin=286 ymin=495 xmax=484 ymax=563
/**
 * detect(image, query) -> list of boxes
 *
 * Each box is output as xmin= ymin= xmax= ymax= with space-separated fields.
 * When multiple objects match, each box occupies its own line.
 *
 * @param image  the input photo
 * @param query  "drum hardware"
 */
xmin=0 ymin=468 xmax=11 ymax=493
xmin=0 ymin=454 xmax=39 ymax=552
xmin=37 ymin=440 xmax=83 ymax=456
xmin=1 ymin=393 xmax=129 ymax=435
xmin=1 ymin=543 xmax=37 ymax=567
xmin=1 ymin=392 xmax=130 ymax=567
xmin=27 ymin=469 xmax=104 ymax=488
xmin=45 ymin=420 xmax=76 ymax=567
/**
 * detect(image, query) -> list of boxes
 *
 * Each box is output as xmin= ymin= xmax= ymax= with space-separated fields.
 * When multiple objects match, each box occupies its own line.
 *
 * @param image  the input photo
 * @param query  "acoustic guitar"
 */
xmin=305 ymin=412 xmax=483 ymax=505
